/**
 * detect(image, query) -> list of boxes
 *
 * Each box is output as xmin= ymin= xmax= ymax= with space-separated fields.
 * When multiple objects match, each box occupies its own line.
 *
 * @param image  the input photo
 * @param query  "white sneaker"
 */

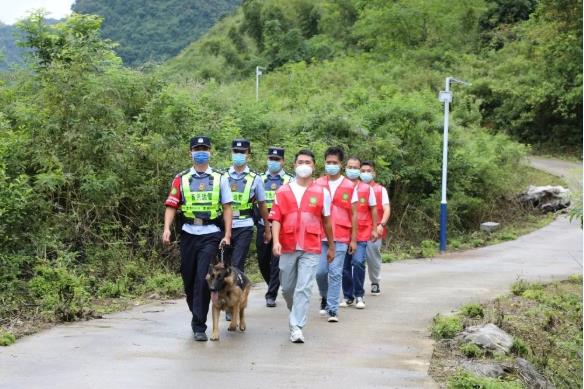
xmin=339 ymin=298 xmax=354 ymax=308
xmin=327 ymin=313 xmax=339 ymax=322
xmin=290 ymin=328 xmax=305 ymax=343
xmin=355 ymin=297 xmax=366 ymax=309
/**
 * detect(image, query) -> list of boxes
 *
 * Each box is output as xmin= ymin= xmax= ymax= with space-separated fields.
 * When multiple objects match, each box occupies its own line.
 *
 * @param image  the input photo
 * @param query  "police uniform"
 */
xmin=164 ymin=136 xmax=232 ymax=336
xmin=226 ymin=139 xmax=266 ymax=272
xmin=256 ymin=147 xmax=293 ymax=305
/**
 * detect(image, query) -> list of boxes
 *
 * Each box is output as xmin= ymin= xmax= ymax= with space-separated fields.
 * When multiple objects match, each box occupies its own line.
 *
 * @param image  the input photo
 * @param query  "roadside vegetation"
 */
xmin=429 ymin=276 xmax=583 ymax=388
xmin=0 ymin=0 xmax=580 ymax=342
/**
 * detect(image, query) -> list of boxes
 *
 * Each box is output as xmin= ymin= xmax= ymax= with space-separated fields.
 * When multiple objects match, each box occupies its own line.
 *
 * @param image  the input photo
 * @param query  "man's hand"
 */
xmin=263 ymin=225 xmax=272 ymax=244
xmin=162 ymin=228 xmax=171 ymax=246
xmin=371 ymin=228 xmax=379 ymax=242
xmin=272 ymin=241 xmax=282 ymax=257
xmin=220 ymin=235 xmax=231 ymax=247
xmin=348 ymin=240 xmax=357 ymax=255
xmin=376 ymin=224 xmax=384 ymax=239
xmin=327 ymin=244 xmax=335 ymax=263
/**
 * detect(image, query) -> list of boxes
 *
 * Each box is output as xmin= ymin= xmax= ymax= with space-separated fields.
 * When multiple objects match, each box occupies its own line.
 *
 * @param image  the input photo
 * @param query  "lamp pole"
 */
xmin=256 ymin=66 xmax=265 ymax=101
xmin=438 ymin=77 xmax=469 ymax=253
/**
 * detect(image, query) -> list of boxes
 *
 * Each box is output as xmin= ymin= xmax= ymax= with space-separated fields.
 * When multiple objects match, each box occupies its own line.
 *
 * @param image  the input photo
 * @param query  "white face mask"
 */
xmin=295 ymin=165 xmax=313 ymax=178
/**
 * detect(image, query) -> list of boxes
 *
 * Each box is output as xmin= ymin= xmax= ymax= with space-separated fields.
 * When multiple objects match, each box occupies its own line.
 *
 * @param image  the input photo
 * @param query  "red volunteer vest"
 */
xmin=316 ymin=176 xmax=354 ymax=243
xmin=371 ymin=182 xmax=388 ymax=239
xmin=355 ymin=181 xmax=373 ymax=242
xmin=276 ymin=183 xmax=325 ymax=254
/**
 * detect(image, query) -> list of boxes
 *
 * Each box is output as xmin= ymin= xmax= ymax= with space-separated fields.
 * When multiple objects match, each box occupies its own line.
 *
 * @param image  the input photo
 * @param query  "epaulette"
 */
xmin=212 ymin=167 xmax=226 ymax=175
xmin=177 ymin=168 xmax=191 ymax=177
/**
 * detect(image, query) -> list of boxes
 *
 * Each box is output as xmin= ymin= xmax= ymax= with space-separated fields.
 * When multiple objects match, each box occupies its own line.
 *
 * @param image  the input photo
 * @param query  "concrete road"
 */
xmin=0 ymin=159 xmax=581 ymax=389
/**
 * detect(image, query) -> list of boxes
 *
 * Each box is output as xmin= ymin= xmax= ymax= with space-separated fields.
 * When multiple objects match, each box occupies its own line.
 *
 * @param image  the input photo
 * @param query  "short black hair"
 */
xmin=324 ymin=146 xmax=345 ymax=162
xmin=347 ymin=156 xmax=361 ymax=164
xmin=361 ymin=160 xmax=375 ymax=169
xmin=295 ymin=149 xmax=315 ymax=163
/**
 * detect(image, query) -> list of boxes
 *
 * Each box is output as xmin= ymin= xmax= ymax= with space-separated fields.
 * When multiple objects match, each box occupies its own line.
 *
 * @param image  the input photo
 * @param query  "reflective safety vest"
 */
xmin=355 ymin=181 xmax=373 ymax=242
xmin=228 ymin=171 xmax=257 ymax=219
xmin=276 ymin=183 xmax=325 ymax=254
xmin=371 ymin=182 xmax=388 ymax=239
xmin=316 ymin=176 xmax=354 ymax=243
xmin=180 ymin=170 xmax=222 ymax=221
xmin=261 ymin=172 xmax=293 ymax=210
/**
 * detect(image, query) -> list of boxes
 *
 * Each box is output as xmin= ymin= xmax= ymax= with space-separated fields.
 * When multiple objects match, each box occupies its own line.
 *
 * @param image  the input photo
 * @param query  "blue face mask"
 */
xmin=360 ymin=172 xmax=374 ymax=183
xmin=325 ymin=164 xmax=341 ymax=176
xmin=346 ymin=168 xmax=360 ymax=180
xmin=267 ymin=160 xmax=282 ymax=174
xmin=192 ymin=151 xmax=210 ymax=165
xmin=232 ymin=153 xmax=247 ymax=167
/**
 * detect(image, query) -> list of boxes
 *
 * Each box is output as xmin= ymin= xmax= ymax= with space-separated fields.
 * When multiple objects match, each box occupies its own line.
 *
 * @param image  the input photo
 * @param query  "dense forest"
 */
xmin=0 ymin=0 xmax=581 ymax=334
xmin=72 ymin=0 xmax=243 ymax=65
xmin=0 ymin=24 xmax=22 ymax=70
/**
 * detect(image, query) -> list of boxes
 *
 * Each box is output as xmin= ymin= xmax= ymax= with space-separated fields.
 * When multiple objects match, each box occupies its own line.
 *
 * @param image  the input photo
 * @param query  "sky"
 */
xmin=0 ymin=0 xmax=74 ymax=24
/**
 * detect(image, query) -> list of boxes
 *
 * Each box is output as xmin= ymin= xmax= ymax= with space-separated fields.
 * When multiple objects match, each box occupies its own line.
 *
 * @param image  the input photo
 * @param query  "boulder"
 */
xmin=515 ymin=358 xmax=555 ymax=389
xmin=460 ymin=323 xmax=513 ymax=354
xmin=518 ymin=185 xmax=570 ymax=212
xmin=461 ymin=361 xmax=511 ymax=379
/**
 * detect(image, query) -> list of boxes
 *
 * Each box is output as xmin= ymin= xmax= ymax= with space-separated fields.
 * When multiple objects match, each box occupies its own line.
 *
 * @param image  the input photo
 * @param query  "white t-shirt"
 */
xmin=352 ymin=185 xmax=377 ymax=206
xmin=379 ymin=186 xmax=390 ymax=205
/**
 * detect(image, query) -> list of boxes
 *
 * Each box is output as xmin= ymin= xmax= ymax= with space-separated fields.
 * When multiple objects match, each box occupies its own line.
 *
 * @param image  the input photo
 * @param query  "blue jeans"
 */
xmin=316 ymin=241 xmax=348 ymax=315
xmin=342 ymin=241 xmax=368 ymax=299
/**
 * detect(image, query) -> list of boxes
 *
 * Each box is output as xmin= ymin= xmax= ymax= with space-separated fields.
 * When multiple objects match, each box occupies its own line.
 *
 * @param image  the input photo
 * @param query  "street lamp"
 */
xmin=438 ymin=76 xmax=469 ymax=253
xmin=256 ymin=66 xmax=266 ymax=101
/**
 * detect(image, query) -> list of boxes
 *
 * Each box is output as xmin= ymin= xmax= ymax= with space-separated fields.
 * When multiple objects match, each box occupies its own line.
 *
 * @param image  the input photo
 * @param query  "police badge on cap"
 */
xmin=267 ymin=147 xmax=284 ymax=158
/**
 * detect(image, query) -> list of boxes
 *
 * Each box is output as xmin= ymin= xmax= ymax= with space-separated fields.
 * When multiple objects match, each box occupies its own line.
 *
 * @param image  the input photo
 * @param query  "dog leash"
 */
xmin=219 ymin=245 xmax=224 ymax=265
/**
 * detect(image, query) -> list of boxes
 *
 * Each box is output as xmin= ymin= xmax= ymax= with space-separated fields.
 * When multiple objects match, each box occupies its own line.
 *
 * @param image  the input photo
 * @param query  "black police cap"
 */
xmin=268 ymin=147 xmax=285 ymax=158
xmin=231 ymin=139 xmax=251 ymax=150
xmin=190 ymin=136 xmax=211 ymax=148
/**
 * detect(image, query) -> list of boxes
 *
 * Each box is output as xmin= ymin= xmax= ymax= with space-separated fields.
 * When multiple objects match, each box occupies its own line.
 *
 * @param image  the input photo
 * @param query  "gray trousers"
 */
xmin=366 ymin=239 xmax=382 ymax=284
xmin=279 ymin=251 xmax=320 ymax=331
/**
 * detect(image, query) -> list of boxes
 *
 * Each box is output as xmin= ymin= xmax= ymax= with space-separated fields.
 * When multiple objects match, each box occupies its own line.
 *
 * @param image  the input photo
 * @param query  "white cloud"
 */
xmin=0 ymin=0 xmax=74 ymax=25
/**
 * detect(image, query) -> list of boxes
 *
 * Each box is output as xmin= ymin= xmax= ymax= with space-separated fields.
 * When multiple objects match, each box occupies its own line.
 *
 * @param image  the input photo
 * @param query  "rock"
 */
xmin=147 ymin=293 xmax=161 ymax=300
xmin=515 ymin=358 xmax=555 ymax=389
xmin=518 ymin=185 xmax=570 ymax=212
xmin=461 ymin=361 xmax=511 ymax=379
xmin=480 ymin=222 xmax=500 ymax=233
xmin=461 ymin=323 xmax=514 ymax=354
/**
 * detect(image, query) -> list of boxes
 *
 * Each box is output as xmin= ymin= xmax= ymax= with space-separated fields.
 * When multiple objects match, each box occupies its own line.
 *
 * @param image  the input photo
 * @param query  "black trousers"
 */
xmin=231 ymin=226 xmax=254 ymax=272
xmin=180 ymin=231 xmax=222 ymax=333
xmin=256 ymin=223 xmax=280 ymax=300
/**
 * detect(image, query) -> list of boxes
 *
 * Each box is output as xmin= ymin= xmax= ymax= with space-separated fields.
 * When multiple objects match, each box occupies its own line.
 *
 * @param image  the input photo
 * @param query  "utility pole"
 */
xmin=438 ymin=77 xmax=469 ymax=253
xmin=256 ymin=66 xmax=265 ymax=101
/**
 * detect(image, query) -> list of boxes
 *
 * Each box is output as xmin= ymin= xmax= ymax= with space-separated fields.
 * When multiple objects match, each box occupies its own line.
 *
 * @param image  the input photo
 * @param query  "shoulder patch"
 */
xmin=178 ymin=168 xmax=191 ymax=177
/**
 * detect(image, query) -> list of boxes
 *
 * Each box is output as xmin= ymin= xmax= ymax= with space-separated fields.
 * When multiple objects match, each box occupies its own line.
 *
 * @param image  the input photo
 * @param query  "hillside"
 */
xmin=0 ymin=23 xmax=22 ymax=70
xmin=163 ymin=0 xmax=582 ymax=154
xmin=72 ymin=0 xmax=243 ymax=65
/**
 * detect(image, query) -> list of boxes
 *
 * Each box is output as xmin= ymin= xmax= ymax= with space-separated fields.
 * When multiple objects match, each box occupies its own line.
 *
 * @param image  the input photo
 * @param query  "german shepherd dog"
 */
xmin=206 ymin=245 xmax=251 ymax=341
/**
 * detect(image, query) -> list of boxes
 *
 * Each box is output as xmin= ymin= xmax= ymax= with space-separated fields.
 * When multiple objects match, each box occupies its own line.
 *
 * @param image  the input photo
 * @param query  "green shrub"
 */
xmin=447 ymin=371 xmax=523 ymax=389
xmin=0 ymin=330 xmax=16 ymax=346
xmin=98 ymin=279 xmax=128 ymax=298
xmin=432 ymin=314 xmax=463 ymax=340
xmin=28 ymin=262 xmax=90 ymax=321
xmin=421 ymin=240 xmax=438 ymax=258
xmin=511 ymin=280 xmax=529 ymax=296
xmin=141 ymin=273 xmax=183 ymax=297
xmin=510 ymin=338 xmax=530 ymax=357
xmin=460 ymin=343 xmax=485 ymax=358
xmin=460 ymin=303 xmax=485 ymax=319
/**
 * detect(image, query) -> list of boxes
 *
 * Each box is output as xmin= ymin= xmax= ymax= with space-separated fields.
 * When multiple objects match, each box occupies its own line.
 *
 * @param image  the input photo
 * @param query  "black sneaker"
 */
xmin=266 ymin=298 xmax=277 ymax=308
xmin=327 ymin=311 xmax=339 ymax=323
xmin=319 ymin=297 xmax=327 ymax=316
xmin=194 ymin=332 xmax=208 ymax=341
xmin=371 ymin=283 xmax=381 ymax=296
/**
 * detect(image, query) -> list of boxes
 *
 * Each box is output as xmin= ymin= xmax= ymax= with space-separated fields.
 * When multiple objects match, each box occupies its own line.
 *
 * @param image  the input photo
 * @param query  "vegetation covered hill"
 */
xmin=0 ymin=24 xmax=22 ymax=70
xmin=163 ymin=0 xmax=582 ymax=153
xmin=72 ymin=0 xmax=242 ymax=65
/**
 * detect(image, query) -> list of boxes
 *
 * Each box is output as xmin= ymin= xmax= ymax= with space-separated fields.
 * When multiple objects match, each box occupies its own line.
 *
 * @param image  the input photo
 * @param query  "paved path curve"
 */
xmin=1 ymin=158 xmax=581 ymax=389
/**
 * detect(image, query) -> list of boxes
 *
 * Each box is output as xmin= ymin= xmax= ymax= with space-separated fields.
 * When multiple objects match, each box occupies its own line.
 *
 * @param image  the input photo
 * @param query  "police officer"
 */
xmin=162 ymin=136 xmax=232 ymax=342
xmin=256 ymin=147 xmax=294 ymax=308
